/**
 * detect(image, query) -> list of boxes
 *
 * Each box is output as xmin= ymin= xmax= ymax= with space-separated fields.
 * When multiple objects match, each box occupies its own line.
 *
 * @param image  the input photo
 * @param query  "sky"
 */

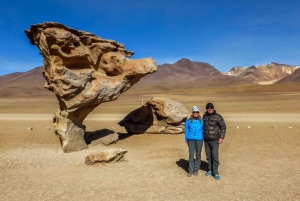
xmin=1 ymin=0 xmax=300 ymax=75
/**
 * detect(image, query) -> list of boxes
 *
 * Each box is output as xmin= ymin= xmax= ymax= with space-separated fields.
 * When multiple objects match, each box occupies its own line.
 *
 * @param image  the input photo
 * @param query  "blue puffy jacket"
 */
xmin=184 ymin=118 xmax=204 ymax=142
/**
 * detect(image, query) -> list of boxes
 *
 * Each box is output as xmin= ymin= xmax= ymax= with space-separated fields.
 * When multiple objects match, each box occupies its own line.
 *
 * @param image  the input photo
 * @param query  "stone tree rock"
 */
xmin=119 ymin=97 xmax=189 ymax=134
xmin=24 ymin=22 xmax=157 ymax=152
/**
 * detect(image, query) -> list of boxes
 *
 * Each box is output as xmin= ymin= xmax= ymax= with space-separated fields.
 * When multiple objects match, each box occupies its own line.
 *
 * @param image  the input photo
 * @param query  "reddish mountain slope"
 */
xmin=142 ymin=58 xmax=221 ymax=81
xmin=276 ymin=68 xmax=300 ymax=83
xmin=0 ymin=66 xmax=51 ymax=97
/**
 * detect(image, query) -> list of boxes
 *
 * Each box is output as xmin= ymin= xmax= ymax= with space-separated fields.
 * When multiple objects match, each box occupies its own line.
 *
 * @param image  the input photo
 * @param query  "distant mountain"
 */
xmin=137 ymin=58 xmax=256 ymax=88
xmin=276 ymin=68 xmax=300 ymax=83
xmin=224 ymin=62 xmax=299 ymax=84
xmin=142 ymin=58 xmax=221 ymax=81
xmin=2 ymin=59 xmax=298 ymax=97
xmin=0 ymin=66 xmax=51 ymax=97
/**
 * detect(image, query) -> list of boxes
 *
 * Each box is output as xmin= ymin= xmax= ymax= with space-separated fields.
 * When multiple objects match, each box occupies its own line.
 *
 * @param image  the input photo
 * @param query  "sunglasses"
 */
xmin=206 ymin=107 xmax=214 ymax=109
xmin=192 ymin=111 xmax=199 ymax=113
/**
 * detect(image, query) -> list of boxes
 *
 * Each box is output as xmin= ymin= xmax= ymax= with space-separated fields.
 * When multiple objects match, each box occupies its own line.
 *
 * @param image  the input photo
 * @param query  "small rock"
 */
xmin=271 ymin=125 xmax=277 ymax=128
xmin=27 ymin=127 xmax=33 ymax=130
xmin=236 ymin=126 xmax=239 ymax=129
xmin=85 ymin=148 xmax=128 ymax=165
xmin=248 ymin=126 xmax=251 ymax=129
xmin=46 ymin=127 xmax=51 ymax=130
xmin=288 ymin=127 xmax=293 ymax=129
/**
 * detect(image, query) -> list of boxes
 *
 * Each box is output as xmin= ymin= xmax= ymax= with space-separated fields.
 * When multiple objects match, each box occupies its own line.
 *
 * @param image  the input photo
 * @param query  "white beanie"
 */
xmin=192 ymin=106 xmax=200 ymax=112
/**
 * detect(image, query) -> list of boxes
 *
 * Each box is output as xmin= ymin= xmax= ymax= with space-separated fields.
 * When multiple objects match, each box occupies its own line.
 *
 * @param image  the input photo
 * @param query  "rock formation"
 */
xmin=119 ymin=97 xmax=189 ymax=134
xmin=25 ymin=22 xmax=157 ymax=152
xmin=85 ymin=148 xmax=128 ymax=165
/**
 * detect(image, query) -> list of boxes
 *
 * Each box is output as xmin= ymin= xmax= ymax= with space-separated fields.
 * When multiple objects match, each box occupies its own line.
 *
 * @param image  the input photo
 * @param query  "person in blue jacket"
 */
xmin=185 ymin=106 xmax=204 ymax=177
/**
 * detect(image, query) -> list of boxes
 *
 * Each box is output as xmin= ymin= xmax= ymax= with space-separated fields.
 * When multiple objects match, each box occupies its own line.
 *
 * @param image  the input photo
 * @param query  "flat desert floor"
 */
xmin=1 ymin=89 xmax=300 ymax=200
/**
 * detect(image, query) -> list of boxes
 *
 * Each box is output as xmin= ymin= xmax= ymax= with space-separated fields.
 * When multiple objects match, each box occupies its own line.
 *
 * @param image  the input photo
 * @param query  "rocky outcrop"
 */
xmin=25 ymin=22 xmax=157 ymax=152
xmin=119 ymin=97 xmax=189 ymax=134
xmin=85 ymin=148 xmax=128 ymax=165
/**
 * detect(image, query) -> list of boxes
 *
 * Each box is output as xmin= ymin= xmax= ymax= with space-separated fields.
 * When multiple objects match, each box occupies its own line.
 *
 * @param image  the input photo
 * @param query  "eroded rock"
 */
xmin=85 ymin=148 xmax=128 ymax=165
xmin=25 ymin=22 xmax=157 ymax=152
xmin=119 ymin=97 xmax=189 ymax=134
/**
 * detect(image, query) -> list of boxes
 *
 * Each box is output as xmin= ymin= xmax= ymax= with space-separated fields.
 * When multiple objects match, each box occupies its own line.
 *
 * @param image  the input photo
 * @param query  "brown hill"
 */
xmin=136 ymin=58 xmax=256 ymax=88
xmin=142 ymin=58 xmax=221 ymax=81
xmin=0 ymin=66 xmax=51 ymax=97
xmin=276 ymin=68 xmax=300 ymax=83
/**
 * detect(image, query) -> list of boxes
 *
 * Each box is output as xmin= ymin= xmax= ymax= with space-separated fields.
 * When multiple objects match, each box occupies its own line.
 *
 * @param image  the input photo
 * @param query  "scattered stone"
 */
xmin=119 ymin=97 xmax=189 ymax=134
xmin=25 ymin=22 xmax=157 ymax=152
xmin=46 ymin=127 xmax=51 ymax=130
xmin=27 ymin=127 xmax=33 ymax=130
xmin=271 ymin=125 xmax=277 ymax=128
xmin=85 ymin=148 xmax=127 ymax=165
xmin=288 ymin=127 xmax=293 ymax=129
xmin=248 ymin=126 xmax=251 ymax=129
xmin=236 ymin=126 xmax=239 ymax=129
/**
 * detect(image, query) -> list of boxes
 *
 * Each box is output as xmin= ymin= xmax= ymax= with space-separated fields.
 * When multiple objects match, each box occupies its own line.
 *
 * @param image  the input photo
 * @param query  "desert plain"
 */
xmin=0 ymin=82 xmax=300 ymax=201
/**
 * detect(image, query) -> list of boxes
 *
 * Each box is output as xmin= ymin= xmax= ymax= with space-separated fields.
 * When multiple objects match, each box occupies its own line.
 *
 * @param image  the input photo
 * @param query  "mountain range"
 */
xmin=0 ymin=58 xmax=299 ymax=97
xmin=223 ymin=62 xmax=299 ymax=84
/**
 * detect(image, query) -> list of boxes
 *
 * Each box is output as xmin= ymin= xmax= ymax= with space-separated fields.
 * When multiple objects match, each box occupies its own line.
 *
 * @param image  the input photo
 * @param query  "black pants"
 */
xmin=204 ymin=140 xmax=220 ymax=175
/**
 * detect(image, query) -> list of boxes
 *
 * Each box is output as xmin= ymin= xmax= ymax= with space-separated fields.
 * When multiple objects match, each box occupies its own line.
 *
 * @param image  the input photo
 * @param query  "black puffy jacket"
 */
xmin=203 ymin=110 xmax=226 ymax=141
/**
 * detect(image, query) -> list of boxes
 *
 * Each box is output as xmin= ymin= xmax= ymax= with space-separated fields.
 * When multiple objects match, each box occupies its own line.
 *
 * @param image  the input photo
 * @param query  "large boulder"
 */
xmin=25 ymin=22 xmax=157 ymax=152
xmin=119 ymin=97 xmax=189 ymax=134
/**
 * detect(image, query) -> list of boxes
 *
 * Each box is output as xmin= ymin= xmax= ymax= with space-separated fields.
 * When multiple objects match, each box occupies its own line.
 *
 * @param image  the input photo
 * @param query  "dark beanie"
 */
xmin=206 ymin=102 xmax=214 ymax=109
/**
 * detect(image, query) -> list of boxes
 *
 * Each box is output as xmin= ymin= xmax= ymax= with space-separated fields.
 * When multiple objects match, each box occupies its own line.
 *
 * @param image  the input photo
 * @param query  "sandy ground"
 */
xmin=1 ymin=91 xmax=300 ymax=200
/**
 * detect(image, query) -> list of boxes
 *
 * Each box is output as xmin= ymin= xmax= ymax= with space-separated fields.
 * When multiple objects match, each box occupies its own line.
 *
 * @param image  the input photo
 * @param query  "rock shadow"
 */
xmin=117 ymin=133 xmax=134 ymax=141
xmin=118 ymin=104 xmax=154 ymax=134
xmin=176 ymin=159 xmax=209 ymax=173
xmin=84 ymin=128 xmax=115 ymax=145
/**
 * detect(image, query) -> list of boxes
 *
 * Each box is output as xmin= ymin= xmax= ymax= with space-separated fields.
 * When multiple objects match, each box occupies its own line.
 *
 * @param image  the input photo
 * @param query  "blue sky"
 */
xmin=1 ymin=0 xmax=300 ymax=75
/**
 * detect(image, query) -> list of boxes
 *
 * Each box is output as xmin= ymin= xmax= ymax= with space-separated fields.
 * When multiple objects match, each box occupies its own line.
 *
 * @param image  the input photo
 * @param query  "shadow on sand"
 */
xmin=176 ymin=159 xmax=208 ymax=173
xmin=84 ymin=128 xmax=115 ymax=144
xmin=84 ymin=129 xmax=134 ymax=144
xmin=117 ymin=133 xmax=134 ymax=140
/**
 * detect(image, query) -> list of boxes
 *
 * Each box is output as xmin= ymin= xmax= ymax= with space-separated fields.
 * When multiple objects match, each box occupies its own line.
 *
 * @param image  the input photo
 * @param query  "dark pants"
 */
xmin=187 ymin=140 xmax=203 ymax=173
xmin=204 ymin=140 xmax=220 ymax=175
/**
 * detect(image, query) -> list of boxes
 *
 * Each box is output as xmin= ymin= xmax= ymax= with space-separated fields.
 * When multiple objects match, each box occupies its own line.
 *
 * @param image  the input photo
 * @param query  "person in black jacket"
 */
xmin=202 ymin=102 xmax=226 ymax=180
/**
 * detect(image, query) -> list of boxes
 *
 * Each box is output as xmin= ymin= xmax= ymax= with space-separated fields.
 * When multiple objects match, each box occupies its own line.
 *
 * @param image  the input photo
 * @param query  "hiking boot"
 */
xmin=214 ymin=174 xmax=220 ymax=180
xmin=193 ymin=170 xmax=198 ymax=176
xmin=205 ymin=171 xmax=211 ymax=176
xmin=187 ymin=172 xmax=193 ymax=177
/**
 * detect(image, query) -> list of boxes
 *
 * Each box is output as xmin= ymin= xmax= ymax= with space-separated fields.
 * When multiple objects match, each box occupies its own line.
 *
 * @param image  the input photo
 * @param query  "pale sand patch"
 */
xmin=258 ymin=79 xmax=280 ymax=85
